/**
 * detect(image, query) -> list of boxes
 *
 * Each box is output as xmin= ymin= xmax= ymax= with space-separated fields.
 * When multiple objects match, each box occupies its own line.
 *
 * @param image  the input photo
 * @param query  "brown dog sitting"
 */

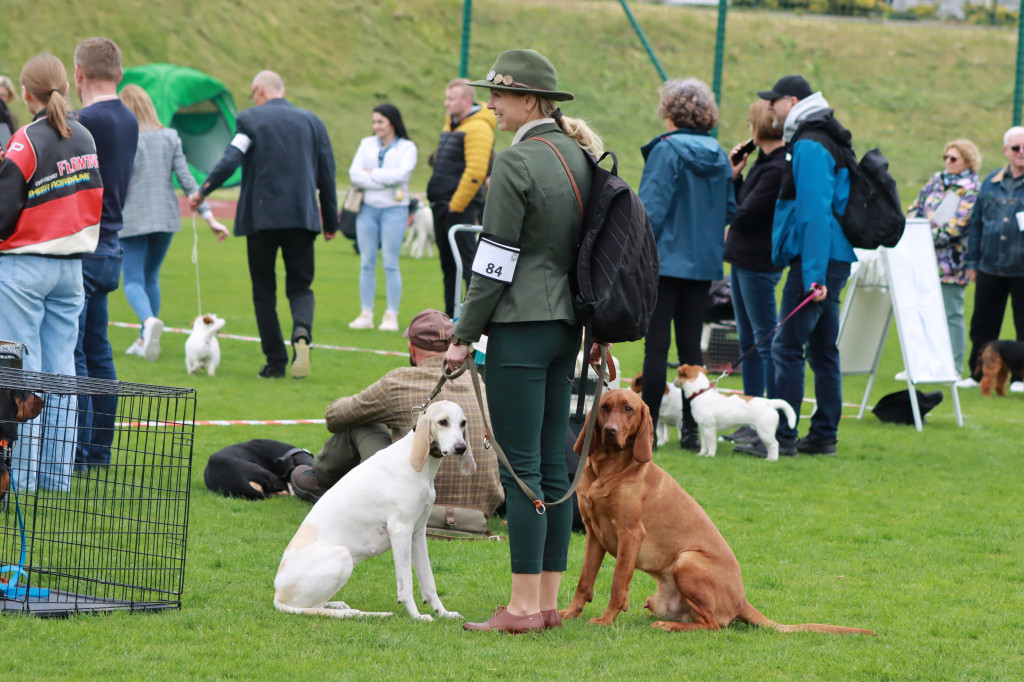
xmin=559 ymin=388 xmax=874 ymax=635
xmin=977 ymin=340 xmax=1024 ymax=397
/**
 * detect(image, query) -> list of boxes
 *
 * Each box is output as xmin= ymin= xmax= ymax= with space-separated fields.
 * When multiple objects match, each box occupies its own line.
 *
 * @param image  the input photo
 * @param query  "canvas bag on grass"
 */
xmin=337 ymin=188 xmax=364 ymax=240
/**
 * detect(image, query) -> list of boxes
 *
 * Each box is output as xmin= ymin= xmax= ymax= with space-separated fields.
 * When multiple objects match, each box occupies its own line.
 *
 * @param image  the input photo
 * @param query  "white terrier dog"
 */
xmin=401 ymin=197 xmax=435 ymax=259
xmin=675 ymin=365 xmax=796 ymax=462
xmin=629 ymin=372 xmax=683 ymax=448
xmin=185 ymin=314 xmax=226 ymax=376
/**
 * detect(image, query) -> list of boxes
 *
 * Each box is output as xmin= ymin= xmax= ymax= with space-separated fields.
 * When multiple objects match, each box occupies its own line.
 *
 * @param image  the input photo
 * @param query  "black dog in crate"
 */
xmin=0 ymin=389 xmax=44 ymax=510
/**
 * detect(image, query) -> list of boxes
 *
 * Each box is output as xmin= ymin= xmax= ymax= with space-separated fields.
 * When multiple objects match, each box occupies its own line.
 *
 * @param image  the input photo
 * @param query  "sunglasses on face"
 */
xmin=1010 ymin=145 xmax=1024 ymax=153
xmin=943 ymin=154 xmax=959 ymax=162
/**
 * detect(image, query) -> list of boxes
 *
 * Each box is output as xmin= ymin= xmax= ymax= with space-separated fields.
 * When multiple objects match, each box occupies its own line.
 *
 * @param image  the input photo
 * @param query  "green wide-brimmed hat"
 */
xmin=468 ymin=49 xmax=574 ymax=102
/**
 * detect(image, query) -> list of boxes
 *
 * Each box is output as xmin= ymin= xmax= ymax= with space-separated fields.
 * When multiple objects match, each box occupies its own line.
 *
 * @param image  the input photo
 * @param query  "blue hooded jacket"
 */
xmin=638 ymin=129 xmax=736 ymax=280
xmin=772 ymin=109 xmax=856 ymax=291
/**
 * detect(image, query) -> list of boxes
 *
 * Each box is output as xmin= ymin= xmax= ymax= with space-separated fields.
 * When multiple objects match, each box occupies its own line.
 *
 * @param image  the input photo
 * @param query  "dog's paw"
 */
xmin=587 ymin=615 xmax=616 ymax=627
xmin=559 ymin=605 xmax=583 ymax=621
xmin=412 ymin=613 xmax=434 ymax=622
xmin=651 ymin=620 xmax=675 ymax=631
xmin=436 ymin=609 xmax=462 ymax=619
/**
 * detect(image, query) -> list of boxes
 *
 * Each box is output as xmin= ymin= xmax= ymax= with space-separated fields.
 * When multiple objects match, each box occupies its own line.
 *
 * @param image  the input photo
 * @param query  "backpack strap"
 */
xmin=528 ymin=136 xmax=583 ymax=217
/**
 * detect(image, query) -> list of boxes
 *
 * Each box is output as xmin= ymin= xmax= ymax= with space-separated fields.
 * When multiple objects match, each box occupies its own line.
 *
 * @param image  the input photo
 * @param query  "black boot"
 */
xmin=679 ymin=399 xmax=700 ymax=452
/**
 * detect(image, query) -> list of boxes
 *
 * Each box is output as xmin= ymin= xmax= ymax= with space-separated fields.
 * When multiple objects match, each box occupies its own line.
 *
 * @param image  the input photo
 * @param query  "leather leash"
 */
xmin=434 ymin=350 xmax=608 ymax=515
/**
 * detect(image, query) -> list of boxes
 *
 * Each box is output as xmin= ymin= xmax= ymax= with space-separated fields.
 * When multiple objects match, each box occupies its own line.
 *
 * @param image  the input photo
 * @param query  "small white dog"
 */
xmin=629 ymin=372 xmax=682 ymax=447
xmin=401 ymin=197 xmax=435 ymax=259
xmin=184 ymin=313 xmax=225 ymax=376
xmin=273 ymin=400 xmax=476 ymax=620
xmin=675 ymin=365 xmax=797 ymax=462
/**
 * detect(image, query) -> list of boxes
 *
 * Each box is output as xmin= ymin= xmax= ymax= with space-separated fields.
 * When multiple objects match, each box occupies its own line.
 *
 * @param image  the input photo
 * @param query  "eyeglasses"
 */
xmin=943 ymin=154 xmax=959 ymax=162
xmin=1010 ymin=145 xmax=1024 ymax=153
xmin=249 ymin=86 xmax=259 ymax=103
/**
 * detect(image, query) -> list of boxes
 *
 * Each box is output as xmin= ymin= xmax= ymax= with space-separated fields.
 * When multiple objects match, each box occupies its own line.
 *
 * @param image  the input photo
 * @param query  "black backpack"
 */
xmin=790 ymin=126 xmax=905 ymax=250
xmin=531 ymin=138 xmax=659 ymax=344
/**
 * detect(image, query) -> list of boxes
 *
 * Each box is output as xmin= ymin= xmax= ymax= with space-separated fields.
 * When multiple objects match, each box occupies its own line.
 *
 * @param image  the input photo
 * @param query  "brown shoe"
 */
xmin=541 ymin=609 xmax=562 ymax=629
xmin=463 ymin=606 xmax=544 ymax=633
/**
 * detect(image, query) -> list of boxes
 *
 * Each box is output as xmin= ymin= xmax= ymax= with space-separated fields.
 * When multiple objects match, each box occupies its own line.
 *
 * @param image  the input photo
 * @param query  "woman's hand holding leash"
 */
xmin=444 ymin=341 xmax=471 ymax=372
xmin=809 ymin=282 xmax=827 ymax=303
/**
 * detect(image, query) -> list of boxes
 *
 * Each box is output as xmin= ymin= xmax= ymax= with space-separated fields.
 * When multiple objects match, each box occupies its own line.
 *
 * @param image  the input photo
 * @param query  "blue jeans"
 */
xmin=771 ymin=259 xmax=851 ymax=443
xmin=75 ymin=241 xmax=123 ymax=467
xmin=121 ymin=232 xmax=174 ymax=333
xmin=356 ymin=204 xmax=407 ymax=312
xmin=730 ymin=267 xmax=782 ymax=397
xmin=0 ymin=254 xmax=84 ymax=492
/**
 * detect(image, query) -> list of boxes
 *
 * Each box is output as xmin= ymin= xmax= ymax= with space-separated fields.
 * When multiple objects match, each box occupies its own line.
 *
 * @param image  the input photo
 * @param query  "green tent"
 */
xmin=120 ymin=63 xmax=241 ymax=187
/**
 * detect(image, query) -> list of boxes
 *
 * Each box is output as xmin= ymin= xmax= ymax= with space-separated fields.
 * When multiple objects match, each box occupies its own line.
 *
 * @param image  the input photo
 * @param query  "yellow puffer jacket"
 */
xmin=426 ymin=104 xmax=497 ymax=213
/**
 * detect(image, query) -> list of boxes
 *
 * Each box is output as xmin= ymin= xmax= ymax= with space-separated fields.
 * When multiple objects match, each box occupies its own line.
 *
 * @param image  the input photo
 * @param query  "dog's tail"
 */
xmin=737 ymin=602 xmax=875 ymax=635
xmin=767 ymin=399 xmax=797 ymax=429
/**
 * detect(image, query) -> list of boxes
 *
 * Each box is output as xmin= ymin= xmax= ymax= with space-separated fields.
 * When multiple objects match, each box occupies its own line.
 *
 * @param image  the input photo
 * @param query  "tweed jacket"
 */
xmin=322 ymin=355 xmax=502 ymax=516
xmin=453 ymin=122 xmax=592 ymax=343
xmin=121 ymin=128 xmax=211 ymax=238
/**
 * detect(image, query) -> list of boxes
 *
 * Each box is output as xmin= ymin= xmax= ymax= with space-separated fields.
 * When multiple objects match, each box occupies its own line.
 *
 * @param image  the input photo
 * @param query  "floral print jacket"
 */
xmin=907 ymin=169 xmax=979 ymax=286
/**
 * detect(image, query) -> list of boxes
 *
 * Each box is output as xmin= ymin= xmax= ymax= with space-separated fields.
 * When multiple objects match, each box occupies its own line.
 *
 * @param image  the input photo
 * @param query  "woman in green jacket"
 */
xmin=444 ymin=49 xmax=602 ymax=634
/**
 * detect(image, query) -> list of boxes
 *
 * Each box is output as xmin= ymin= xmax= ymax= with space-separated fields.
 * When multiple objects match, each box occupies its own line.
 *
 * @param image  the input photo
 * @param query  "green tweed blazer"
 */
xmin=453 ymin=123 xmax=593 ymax=343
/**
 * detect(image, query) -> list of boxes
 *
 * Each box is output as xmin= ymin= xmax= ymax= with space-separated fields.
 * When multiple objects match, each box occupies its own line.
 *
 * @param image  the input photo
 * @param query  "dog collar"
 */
xmin=685 ymin=386 xmax=714 ymax=402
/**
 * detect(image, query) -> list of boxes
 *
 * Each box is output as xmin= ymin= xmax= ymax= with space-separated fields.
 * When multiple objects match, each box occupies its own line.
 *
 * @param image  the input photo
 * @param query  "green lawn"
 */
xmin=4 ymin=1 xmax=1024 ymax=678
xmin=3 ymin=226 xmax=1023 ymax=680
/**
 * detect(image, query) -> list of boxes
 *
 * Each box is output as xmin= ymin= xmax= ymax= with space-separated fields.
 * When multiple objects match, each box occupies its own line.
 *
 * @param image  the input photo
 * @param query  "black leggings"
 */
xmin=641 ymin=277 xmax=710 ymax=430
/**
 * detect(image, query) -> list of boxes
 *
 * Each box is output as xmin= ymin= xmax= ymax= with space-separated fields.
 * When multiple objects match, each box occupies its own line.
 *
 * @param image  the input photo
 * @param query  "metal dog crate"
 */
xmin=701 ymin=322 xmax=742 ymax=374
xmin=0 ymin=367 xmax=194 ymax=617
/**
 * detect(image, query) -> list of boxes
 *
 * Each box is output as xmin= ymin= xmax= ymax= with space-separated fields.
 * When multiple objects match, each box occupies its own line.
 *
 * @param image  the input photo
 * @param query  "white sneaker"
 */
xmin=1011 ymin=381 xmax=1024 ymax=393
xmin=955 ymin=377 xmax=979 ymax=389
xmin=894 ymin=370 xmax=908 ymax=381
xmin=141 ymin=317 xmax=163 ymax=362
xmin=378 ymin=310 xmax=399 ymax=332
xmin=125 ymin=339 xmax=144 ymax=357
xmin=348 ymin=310 xmax=374 ymax=330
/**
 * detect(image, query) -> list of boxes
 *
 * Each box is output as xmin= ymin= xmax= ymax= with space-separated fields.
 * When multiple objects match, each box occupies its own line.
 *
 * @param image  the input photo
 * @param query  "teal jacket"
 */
xmin=453 ymin=122 xmax=592 ymax=342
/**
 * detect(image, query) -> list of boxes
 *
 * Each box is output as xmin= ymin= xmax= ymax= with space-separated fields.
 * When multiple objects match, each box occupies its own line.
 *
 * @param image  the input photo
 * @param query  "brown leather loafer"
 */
xmin=463 ymin=606 xmax=544 ymax=633
xmin=541 ymin=609 xmax=562 ymax=629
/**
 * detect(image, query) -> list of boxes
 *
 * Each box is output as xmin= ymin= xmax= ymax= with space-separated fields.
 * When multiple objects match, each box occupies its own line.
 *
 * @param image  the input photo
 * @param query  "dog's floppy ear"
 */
xmin=632 ymin=401 xmax=654 ymax=464
xmin=409 ymin=410 xmax=432 ymax=473
xmin=573 ymin=406 xmax=600 ymax=456
xmin=14 ymin=391 xmax=43 ymax=422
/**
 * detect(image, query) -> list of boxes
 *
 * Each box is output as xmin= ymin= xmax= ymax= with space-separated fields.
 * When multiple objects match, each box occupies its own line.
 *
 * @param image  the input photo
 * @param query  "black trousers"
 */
xmin=432 ymin=199 xmax=482 ymax=317
xmin=246 ymin=228 xmax=317 ymax=368
xmin=967 ymin=270 xmax=1024 ymax=379
xmin=642 ymin=277 xmax=710 ymax=432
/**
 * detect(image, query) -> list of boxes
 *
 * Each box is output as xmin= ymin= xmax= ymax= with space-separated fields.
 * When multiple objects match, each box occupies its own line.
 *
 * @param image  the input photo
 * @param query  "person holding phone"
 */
xmin=722 ymin=100 xmax=786 ymax=445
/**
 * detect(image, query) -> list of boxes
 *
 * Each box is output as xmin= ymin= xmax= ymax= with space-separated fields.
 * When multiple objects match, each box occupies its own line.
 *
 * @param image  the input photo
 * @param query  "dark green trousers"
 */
xmin=485 ymin=320 xmax=581 ymax=574
xmin=313 ymin=423 xmax=392 ymax=486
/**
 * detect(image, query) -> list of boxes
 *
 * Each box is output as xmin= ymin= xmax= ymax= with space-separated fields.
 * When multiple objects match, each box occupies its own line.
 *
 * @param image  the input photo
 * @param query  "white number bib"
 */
xmin=471 ymin=234 xmax=520 ymax=284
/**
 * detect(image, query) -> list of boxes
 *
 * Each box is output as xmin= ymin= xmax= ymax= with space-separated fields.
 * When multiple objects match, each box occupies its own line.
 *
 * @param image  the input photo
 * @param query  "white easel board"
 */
xmin=838 ymin=218 xmax=962 ymax=431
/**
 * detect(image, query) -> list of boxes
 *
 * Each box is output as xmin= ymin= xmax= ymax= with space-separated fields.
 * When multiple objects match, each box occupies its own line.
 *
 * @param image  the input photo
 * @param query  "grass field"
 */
xmin=2 ymin=226 xmax=1023 ymax=680
xmin=3 ymin=1 xmax=1024 ymax=679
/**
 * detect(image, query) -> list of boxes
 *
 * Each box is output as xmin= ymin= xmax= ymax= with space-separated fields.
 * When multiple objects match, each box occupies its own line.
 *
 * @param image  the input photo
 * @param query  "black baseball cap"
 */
xmin=758 ymin=75 xmax=813 ymax=101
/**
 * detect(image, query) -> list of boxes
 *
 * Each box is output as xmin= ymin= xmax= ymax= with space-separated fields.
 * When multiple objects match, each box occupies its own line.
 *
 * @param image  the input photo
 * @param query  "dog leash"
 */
xmin=0 ymin=468 xmax=50 ymax=601
xmin=710 ymin=285 xmax=822 ymax=388
xmin=191 ymin=213 xmax=204 ymax=320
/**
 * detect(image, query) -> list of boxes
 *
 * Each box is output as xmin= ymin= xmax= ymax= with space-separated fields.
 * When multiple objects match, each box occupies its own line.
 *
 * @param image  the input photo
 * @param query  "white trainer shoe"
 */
xmin=126 ymin=339 xmax=145 ymax=357
xmin=1010 ymin=381 xmax=1024 ymax=393
xmin=141 ymin=317 xmax=163 ymax=362
xmin=894 ymin=370 xmax=908 ymax=381
xmin=955 ymin=376 xmax=979 ymax=389
xmin=378 ymin=310 xmax=399 ymax=332
xmin=348 ymin=310 xmax=374 ymax=330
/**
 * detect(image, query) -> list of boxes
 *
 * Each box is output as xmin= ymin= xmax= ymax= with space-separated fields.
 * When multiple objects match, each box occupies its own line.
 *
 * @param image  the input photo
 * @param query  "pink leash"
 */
xmin=712 ymin=285 xmax=823 ymax=387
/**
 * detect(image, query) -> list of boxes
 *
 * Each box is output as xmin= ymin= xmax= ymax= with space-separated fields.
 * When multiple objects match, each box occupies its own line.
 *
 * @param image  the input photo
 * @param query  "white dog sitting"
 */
xmin=401 ymin=197 xmax=435 ymax=259
xmin=628 ymin=372 xmax=682 ymax=448
xmin=675 ymin=364 xmax=796 ymax=462
xmin=273 ymin=400 xmax=476 ymax=620
xmin=184 ymin=313 xmax=225 ymax=376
